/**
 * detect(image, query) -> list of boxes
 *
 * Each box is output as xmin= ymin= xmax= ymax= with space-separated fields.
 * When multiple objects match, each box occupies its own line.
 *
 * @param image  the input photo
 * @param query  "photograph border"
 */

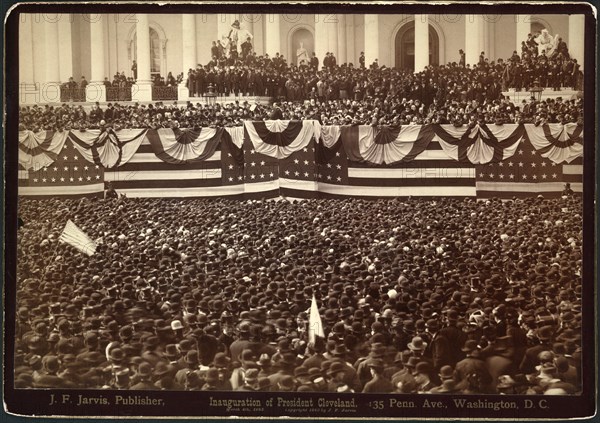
xmin=2 ymin=1 xmax=597 ymax=421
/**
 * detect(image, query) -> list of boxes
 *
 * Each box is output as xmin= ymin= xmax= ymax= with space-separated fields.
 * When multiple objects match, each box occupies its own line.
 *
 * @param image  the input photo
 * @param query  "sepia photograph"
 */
xmin=3 ymin=1 xmax=596 ymax=420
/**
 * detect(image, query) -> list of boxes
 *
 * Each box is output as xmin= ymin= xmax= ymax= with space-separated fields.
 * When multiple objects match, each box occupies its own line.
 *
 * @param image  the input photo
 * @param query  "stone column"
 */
xmin=337 ymin=14 xmax=347 ymax=65
xmin=240 ymin=13 xmax=254 ymax=53
xmin=86 ymin=15 xmax=106 ymax=102
xmin=264 ymin=14 xmax=281 ymax=57
xmin=465 ymin=15 xmax=484 ymax=66
xmin=43 ymin=17 xmax=61 ymax=103
xmin=345 ymin=14 xmax=355 ymax=65
xmin=179 ymin=14 xmax=197 ymax=102
xmin=132 ymin=14 xmax=152 ymax=101
xmin=568 ymin=14 xmax=585 ymax=71
xmin=515 ymin=15 xmax=530 ymax=54
xmin=19 ymin=14 xmax=38 ymax=103
xmin=364 ymin=15 xmax=379 ymax=68
xmin=414 ymin=14 xmax=429 ymax=72
xmin=182 ymin=15 xmax=197 ymax=74
xmin=327 ymin=16 xmax=338 ymax=58
xmin=58 ymin=14 xmax=73 ymax=84
xmin=314 ymin=15 xmax=328 ymax=68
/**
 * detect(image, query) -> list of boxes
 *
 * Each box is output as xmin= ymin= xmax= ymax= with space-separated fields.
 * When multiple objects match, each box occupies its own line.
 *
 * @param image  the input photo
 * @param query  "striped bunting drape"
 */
xmin=524 ymin=123 xmax=584 ymax=163
xmin=68 ymin=128 xmax=148 ymax=168
xmin=19 ymin=130 xmax=68 ymax=171
xmin=17 ymin=122 xmax=585 ymax=199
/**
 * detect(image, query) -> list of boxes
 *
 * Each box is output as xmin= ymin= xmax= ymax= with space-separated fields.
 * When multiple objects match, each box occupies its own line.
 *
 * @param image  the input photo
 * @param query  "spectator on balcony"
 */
xmin=241 ymin=37 xmax=253 ymax=60
xmin=459 ymin=49 xmax=466 ymax=67
xmin=211 ymin=41 xmax=219 ymax=60
xmin=310 ymin=52 xmax=319 ymax=70
xmin=79 ymin=76 xmax=88 ymax=91
xmin=216 ymin=41 xmax=225 ymax=59
xmin=132 ymin=60 xmax=138 ymax=80
xmin=556 ymin=37 xmax=569 ymax=59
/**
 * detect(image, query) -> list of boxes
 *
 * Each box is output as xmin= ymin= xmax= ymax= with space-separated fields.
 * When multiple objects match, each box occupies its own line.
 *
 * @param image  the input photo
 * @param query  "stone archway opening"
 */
xmin=395 ymin=21 xmax=440 ymax=71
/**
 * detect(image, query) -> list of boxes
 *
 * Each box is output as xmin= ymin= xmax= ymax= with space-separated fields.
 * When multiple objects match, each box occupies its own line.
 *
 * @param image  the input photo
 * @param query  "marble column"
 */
xmin=515 ymin=15 xmax=530 ymax=54
xmin=465 ymin=15 xmax=484 ymax=66
xmin=327 ymin=16 xmax=339 ymax=60
xmin=182 ymin=15 xmax=197 ymax=73
xmin=132 ymin=14 xmax=152 ymax=101
xmin=337 ymin=14 xmax=347 ymax=65
xmin=345 ymin=14 xmax=356 ymax=65
xmin=414 ymin=14 xmax=429 ymax=71
xmin=364 ymin=15 xmax=379 ymax=68
xmin=568 ymin=14 xmax=585 ymax=71
xmin=58 ymin=14 xmax=73 ymax=83
xmin=86 ymin=15 xmax=106 ymax=102
xmin=179 ymin=15 xmax=197 ymax=101
xmin=264 ymin=14 xmax=281 ymax=57
xmin=43 ymin=18 xmax=61 ymax=102
xmin=19 ymin=14 xmax=37 ymax=103
xmin=314 ymin=15 xmax=328 ymax=68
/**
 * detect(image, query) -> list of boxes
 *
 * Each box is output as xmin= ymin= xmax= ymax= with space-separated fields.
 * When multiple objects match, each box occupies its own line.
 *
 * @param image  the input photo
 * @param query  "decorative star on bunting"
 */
xmin=26 ymin=140 xmax=104 ymax=192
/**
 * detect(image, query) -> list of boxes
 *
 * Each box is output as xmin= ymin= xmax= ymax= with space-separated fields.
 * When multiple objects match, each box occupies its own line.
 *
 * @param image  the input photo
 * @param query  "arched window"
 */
xmin=395 ymin=21 xmax=439 ymax=71
xmin=131 ymin=27 xmax=163 ymax=77
xmin=149 ymin=28 xmax=161 ymax=75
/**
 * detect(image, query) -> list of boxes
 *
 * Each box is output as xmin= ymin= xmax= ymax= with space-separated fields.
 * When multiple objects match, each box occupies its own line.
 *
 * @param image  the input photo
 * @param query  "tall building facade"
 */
xmin=19 ymin=13 xmax=585 ymax=103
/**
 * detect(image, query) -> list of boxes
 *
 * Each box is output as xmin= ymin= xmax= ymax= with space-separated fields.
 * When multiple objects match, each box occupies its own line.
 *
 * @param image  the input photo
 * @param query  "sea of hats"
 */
xmin=15 ymin=194 xmax=582 ymax=393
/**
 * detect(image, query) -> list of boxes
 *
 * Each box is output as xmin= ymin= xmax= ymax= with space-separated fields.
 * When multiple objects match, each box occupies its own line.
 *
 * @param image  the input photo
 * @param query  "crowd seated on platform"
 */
xmin=15 ymin=195 xmax=582 ymax=393
xmin=18 ymin=93 xmax=583 ymax=131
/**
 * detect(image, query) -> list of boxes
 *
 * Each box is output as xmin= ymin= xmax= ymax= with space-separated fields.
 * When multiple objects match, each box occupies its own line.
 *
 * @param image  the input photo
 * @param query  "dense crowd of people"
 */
xmin=19 ymin=94 xmax=583 ymax=131
xmin=30 ymin=29 xmax=583 ymax=130
xmin=15 ymin=194 xmax=582 ymax=394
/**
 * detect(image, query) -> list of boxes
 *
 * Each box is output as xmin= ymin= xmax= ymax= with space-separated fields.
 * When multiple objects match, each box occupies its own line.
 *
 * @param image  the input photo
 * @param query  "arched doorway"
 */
xmin=395 ymin=22 xmax=439 ymax=71
xmin=290 ymin=28 xmax=314 ymax=66
xmin=128 ymin=25 xmax=167 ymax=78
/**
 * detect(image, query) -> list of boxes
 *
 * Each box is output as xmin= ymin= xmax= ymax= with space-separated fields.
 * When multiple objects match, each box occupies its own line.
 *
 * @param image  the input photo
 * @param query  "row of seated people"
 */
xmin=19 ymin=93 xmax=582 ymax=130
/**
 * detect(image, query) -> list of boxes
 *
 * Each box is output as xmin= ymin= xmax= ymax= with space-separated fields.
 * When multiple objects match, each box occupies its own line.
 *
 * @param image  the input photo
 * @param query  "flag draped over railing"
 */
xmin=17 ymin=122 xmax=584 ymax=199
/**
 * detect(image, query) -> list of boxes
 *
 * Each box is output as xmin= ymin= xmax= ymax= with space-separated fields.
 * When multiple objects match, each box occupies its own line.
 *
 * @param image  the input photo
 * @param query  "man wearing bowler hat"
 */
xmin=362 ymin=359 xmax=394 ymax=393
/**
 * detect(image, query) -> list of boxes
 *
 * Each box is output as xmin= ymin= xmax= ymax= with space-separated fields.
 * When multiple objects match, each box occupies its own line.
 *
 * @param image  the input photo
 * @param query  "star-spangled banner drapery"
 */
xmin=19 ymin=139 xmax=105 ymax=198
xmin=315 ymin=134 xmax=477 ymax=198
xmin=475 ymin=135 xmax=581 ymax=198
xmin=17 ymin=122 xmax=584 ymax=199
xmin=18 ymin=130 xmax=69 ymax=171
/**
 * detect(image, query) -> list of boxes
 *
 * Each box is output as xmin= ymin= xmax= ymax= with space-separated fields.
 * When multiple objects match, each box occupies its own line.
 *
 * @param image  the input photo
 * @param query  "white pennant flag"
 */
xmin=308 ymin=295 xmax=325 ymax=344
xmin=59 ymin=220 xmax=97 ymax=256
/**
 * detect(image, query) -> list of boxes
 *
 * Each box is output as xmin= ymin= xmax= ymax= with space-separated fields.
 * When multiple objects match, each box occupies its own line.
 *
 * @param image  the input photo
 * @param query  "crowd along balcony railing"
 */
xmin=60 ymin=87 xmax=86 ymax=103
xmin=106 ymin=87 xmax=132 ymax=102
xmin=152 ymin=86 xmax=178 ymax=101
